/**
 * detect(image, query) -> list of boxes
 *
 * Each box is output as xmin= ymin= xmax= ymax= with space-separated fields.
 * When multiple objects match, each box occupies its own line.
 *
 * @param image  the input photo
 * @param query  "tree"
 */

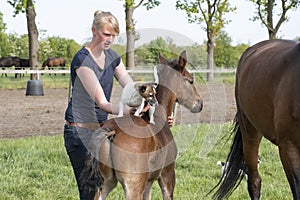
xmin=123 ymin=0 xmax=160 ymax=70
xmin=176 ymin=0 xmax=235 ymax=81
xmin=0 ymin=12 xmax=12 ymax=57
xmin=214 ymin=31 xmax=249 ymax=68
xmin=8 ymin=0 xmax=39 ymax=80
xmin=39 ymin=37 xmax=81 ymax=66
xmin=249 ymin=0 xmax=300 ymax=39
xmin=8 ymin=33 xmax=29 ymax=58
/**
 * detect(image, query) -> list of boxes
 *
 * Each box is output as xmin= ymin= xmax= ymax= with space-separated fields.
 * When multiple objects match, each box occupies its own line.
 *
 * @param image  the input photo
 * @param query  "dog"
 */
xmin=118 ymin=82 xmax=158 ymax=124
xmin=217 ymin=155 xmax=261 ymax=180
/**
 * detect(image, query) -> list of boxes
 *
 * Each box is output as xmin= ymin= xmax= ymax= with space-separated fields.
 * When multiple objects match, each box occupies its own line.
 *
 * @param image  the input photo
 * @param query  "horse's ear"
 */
xmin=158 ymin=53 xmax=167 ymax=64
xmin=178 ymin=50 xmax=187 ymax=68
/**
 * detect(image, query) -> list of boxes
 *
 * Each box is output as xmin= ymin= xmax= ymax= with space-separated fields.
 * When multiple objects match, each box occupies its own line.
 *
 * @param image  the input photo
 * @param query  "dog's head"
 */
xmin=135 ymin=82 xmax=158 ymax=107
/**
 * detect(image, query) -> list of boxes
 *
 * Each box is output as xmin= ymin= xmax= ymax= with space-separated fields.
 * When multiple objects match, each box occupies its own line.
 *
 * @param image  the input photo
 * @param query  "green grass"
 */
xmin=0 ymin=123 xmax=292 ymax=199
xmin=0 ymin=74 xmax=70 ymax=89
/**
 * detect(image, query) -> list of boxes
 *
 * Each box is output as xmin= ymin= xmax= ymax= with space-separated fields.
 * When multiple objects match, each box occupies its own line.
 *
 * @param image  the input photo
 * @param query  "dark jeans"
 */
xmin=64 ymin=124 xmax=93 ymax=200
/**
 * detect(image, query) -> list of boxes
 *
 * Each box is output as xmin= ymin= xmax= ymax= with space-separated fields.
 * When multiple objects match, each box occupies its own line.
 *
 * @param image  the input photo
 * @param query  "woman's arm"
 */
xmin=76 ymin=66 xmax=123 ymax=115
xmin=114 ymin=60 xmax=133 ymax=87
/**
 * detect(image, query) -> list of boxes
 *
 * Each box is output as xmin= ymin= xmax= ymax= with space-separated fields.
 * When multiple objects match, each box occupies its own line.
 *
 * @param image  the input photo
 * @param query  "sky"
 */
xmin=0 ymin=0 xmax=299 ymax=46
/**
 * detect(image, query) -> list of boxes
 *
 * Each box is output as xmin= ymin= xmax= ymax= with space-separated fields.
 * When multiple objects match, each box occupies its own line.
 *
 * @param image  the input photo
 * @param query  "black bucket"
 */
xmin=26 ymin=80 xmax=44 ymax=96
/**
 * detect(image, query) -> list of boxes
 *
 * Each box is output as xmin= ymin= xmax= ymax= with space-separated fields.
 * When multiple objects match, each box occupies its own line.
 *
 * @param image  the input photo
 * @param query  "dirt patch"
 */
xmin=0 ymin=84 xmax=236 ymax=138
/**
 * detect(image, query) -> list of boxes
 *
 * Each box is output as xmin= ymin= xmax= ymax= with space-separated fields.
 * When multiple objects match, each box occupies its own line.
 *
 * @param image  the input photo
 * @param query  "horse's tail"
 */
xmin=211 ymin=112 xmax=246 ymax=199
xmin=80 ymin=152 xmax=104 ymax=199
xmin=80 ymin=127 xmax=115 ymax=199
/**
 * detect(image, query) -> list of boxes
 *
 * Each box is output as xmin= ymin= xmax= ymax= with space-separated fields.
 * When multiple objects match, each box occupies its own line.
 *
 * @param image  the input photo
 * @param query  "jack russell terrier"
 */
xmin=118 ymin=82 xmax=158 ymax=124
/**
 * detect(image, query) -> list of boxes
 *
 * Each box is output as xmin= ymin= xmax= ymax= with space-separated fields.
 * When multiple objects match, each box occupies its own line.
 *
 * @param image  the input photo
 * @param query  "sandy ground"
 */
xmin=0 ymin=84 xmax=236 ymax=138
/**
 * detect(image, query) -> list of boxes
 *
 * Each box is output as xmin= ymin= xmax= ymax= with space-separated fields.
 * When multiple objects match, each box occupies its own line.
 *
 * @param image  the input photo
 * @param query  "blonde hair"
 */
xmin=93 ymin=10 xmax=120 ymax=35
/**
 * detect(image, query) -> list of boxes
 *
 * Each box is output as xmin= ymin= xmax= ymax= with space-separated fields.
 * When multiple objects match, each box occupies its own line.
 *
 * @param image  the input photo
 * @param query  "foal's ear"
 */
xmin=178 ymin=50 xmax=187 ymax=68
xmin=158 ymin=53 xmax=168 ymax=64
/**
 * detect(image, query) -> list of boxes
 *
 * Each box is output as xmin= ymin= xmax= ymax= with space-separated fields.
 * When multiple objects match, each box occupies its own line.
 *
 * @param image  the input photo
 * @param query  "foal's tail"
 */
xmin=80 ymin=152 xmax=104 ymax=199
xmin=80 ymin=128 xmax=115 ymax=199
xmin=210 ymin=113 xmax=246 ymax=199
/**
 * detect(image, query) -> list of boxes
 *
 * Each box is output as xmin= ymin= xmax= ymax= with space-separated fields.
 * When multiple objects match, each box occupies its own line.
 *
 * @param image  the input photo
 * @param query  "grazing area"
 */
xmin=0 ymin=78 xmax=292 ymax=199
xmin=0 ymin=126 xmax=291 ymax=199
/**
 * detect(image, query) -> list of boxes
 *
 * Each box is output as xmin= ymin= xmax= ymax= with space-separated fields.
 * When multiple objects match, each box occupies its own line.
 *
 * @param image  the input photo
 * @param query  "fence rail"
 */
xmin=0 ymin=69 xmax=236 ymax=75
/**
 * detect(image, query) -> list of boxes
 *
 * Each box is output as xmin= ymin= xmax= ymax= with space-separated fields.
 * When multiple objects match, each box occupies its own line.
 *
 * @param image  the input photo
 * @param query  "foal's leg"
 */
xmin=98 ymin=165 xmax=117 ymax=200
xmin=158 ymin=163 xmax=175 ymax=200
xmin=142 ymin=180 xmax=154 ymax=200
xmin=118 ymin=173 xmax=147 ymax=200
xmin=239 ymin=113 xmax=262 ymax=200
xmin=278 ymin=138 xmax=300 ymax=199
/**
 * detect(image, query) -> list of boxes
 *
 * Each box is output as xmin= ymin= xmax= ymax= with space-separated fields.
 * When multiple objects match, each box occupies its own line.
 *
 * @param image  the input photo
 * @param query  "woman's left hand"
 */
xmin=168 ymin=112 xmax=174 ymax=126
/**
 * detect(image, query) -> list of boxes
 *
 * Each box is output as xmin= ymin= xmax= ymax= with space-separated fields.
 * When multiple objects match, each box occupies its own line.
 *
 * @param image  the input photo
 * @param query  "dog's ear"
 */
xmin=134 ymin=83 xmax=143 ymax=90
xmin=152 ymin=83 xmax=158 ymax=88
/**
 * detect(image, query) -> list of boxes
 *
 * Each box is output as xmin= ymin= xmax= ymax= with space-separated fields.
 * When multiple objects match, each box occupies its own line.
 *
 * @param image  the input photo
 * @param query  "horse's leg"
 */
xmin=278 ymin=139 xmax=300 ymax=199
xmin=119 ymin=173 xmax=147 ymax=200
xmin=142 ymin=180 xmax=154 ymax=200
xmin=158 ymin=163 xmax=175 ymax=200
xmin=97 ymin=165 xmax=117 ymax=200
xmin=239 ymin=112 xmax=262 ymax=200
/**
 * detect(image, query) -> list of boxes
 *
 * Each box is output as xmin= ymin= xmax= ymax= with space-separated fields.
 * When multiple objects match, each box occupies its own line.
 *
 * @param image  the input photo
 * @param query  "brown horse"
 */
xmin=42 ymin=57 xmax=65 ymax=69
xmin=42 ymin=57 xmax=65 ymax=75
xmin=212 ymin=39 xmax=300 ymax=199
xmin=80 ymin=51 xmax=203 ymax=200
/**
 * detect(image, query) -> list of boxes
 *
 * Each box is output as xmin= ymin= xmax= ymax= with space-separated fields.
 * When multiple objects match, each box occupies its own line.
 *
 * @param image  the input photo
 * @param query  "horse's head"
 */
xmin=156 ymin=51 xmax=203 ymax=113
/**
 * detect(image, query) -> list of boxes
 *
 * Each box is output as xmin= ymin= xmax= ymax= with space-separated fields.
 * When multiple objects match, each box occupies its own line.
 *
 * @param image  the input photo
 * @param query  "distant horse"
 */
xmin=15 ymin=58 xmax=30 ymax=78
xmin=80 ymin=51 xmax=203 ymax=200
xmin=0 ymin=56 xmax=20 ymax=77
xmin=42 ymin=57 xmax=65 ymax=75
xmin=212 ymin=39 xmax=300 ymax=199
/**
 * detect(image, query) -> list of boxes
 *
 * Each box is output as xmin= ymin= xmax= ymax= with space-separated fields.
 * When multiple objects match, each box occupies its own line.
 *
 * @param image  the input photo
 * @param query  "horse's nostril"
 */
xmin=191 ymin=99 xmax=203 ymax=113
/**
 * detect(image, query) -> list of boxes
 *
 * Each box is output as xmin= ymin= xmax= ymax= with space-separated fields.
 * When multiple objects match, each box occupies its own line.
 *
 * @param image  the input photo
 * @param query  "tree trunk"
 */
xmin=26 ymin=0 xmax=39 ymax=80
xmin=206 ymin=37 xmax=215 ymax=82
xmin=267 ymin=0 xmax=276 ymax=39
xmin=125 ymin=6 xmax=135 ymax=70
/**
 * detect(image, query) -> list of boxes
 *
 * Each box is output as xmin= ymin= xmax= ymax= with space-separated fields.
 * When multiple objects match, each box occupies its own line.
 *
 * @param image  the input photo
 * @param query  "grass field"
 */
xmin=0 ymin=123 xmax=292 ymax=200
xmin=0 ymin=74 xmax=70 ymax=89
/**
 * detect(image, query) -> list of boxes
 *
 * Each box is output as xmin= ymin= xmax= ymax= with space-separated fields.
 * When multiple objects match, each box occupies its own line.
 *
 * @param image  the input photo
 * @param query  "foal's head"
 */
xmin=157 ymin=51 xmax=203 ymax=113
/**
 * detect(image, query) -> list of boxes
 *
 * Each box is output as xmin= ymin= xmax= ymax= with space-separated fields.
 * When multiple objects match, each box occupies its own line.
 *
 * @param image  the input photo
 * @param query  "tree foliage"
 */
xmin=249 ymin=0 xmax=300 ymax=39
xmin=214 ymin=31 xmax=249 ymax=68
xmin=39 ymin=37 xmax=81 ymax=66
xmin=0 ymin=12 xmax=12 ymax=56
xmin=175 ymin=0 xmax=235 ymax=81
xmin=7 ymin=0 xmax=33 ymax=16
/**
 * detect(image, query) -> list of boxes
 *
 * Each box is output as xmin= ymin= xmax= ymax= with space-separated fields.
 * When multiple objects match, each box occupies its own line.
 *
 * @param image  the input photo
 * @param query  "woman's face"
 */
xmin=94 ymin=24 xmax=117 ymax=50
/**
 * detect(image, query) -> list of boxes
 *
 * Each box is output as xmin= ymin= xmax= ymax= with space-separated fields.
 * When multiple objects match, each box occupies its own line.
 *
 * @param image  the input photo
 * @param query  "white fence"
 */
xmin=0 ymin=68 xmax=236 ymax=75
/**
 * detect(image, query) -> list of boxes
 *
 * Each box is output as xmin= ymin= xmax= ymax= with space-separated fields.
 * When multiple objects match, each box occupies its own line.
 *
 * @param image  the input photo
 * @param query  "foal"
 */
xmin=81 ymin=51 xmax=203 ymax=200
